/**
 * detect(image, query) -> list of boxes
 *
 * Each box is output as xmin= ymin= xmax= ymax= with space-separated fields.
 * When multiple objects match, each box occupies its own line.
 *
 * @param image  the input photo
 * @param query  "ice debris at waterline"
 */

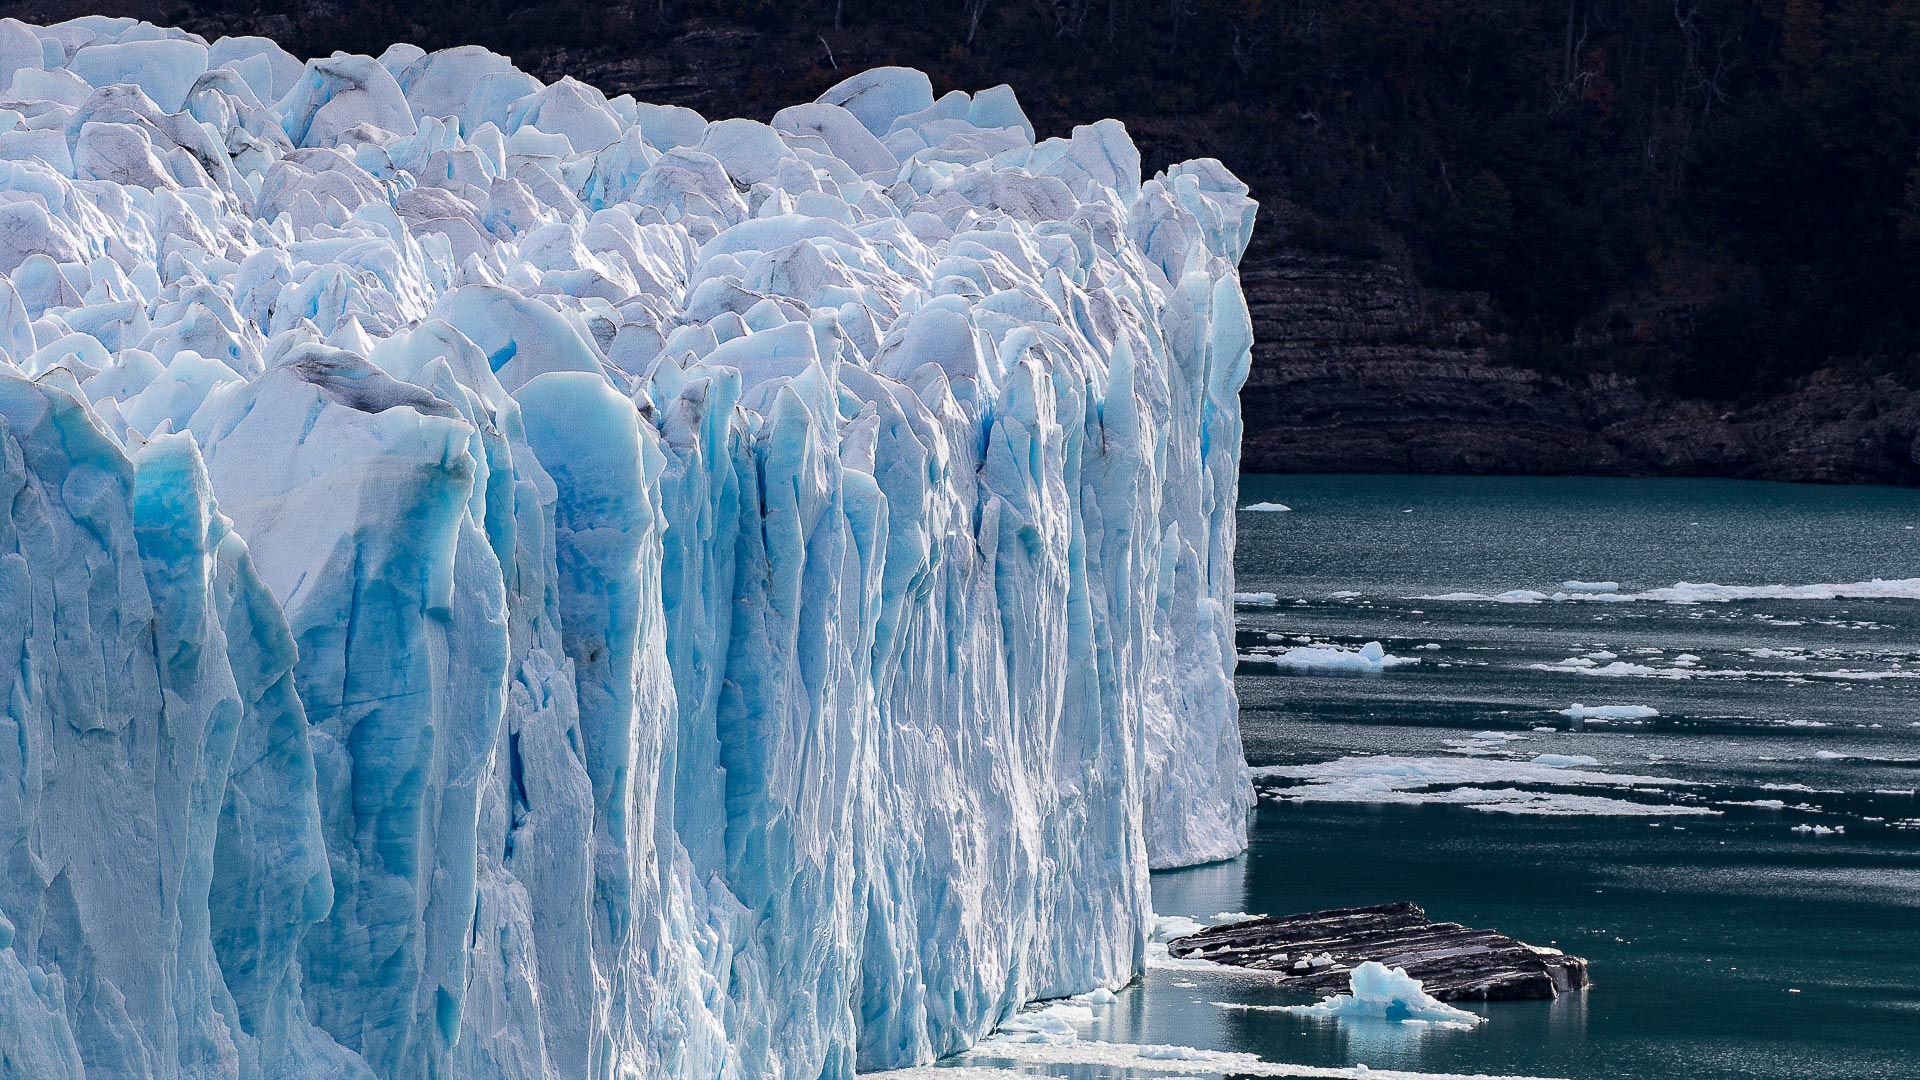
xmin=0 ymin=17 xmax=1258 ymax=1080
xmin=1258 ymin=962 xmax=1486 ymax=1028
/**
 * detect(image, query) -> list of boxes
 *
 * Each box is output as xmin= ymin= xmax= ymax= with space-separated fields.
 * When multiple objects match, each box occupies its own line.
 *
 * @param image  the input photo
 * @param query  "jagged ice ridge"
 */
xmin=0 ymin=16 xmax=1257 ymax=1080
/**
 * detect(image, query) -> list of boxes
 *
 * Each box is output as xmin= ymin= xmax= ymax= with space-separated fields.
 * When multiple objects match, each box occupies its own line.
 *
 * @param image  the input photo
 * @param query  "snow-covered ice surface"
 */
xmin=0 ymin=18 xmax=1257 ymax=1080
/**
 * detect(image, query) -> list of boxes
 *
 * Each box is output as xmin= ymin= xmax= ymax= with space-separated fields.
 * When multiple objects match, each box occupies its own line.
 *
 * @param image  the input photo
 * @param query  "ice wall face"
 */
xmin=0 ymin=17 xmax=1254 ymax=1080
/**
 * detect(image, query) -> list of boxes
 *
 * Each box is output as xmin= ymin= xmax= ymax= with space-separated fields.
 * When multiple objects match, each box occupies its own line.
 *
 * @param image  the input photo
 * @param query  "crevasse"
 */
xmin=0 ymin=17 xmax=1255 ymax=1080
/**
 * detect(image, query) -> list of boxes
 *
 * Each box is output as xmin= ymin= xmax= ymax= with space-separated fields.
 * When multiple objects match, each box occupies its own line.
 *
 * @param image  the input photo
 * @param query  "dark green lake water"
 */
xmin=968 ymin=476 xmax=1920 ymax=1080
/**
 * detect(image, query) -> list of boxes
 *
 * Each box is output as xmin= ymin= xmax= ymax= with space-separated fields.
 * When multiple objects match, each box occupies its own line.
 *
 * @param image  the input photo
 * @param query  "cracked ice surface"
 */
xmin=0 ymin=16 xmax=1256 ymax=1080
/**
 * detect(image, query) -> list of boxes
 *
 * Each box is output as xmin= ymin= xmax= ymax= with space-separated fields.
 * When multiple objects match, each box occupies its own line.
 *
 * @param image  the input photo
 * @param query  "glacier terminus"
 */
xmin=0 ymin=16 xmax=1256 ymax=1080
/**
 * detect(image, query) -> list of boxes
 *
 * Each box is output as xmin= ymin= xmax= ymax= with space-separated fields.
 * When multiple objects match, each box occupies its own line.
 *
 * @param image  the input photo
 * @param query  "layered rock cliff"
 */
xmin=1237 ymin=231 xmax=1920 ymax=485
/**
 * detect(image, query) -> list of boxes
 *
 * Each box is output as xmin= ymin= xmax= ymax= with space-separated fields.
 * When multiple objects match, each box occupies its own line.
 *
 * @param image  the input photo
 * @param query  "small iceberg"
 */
xmin=1242 ymin=501 xmax=1292 ymax=512
xmin=1560 ymin=580 xmax=1621 ymax=593
xmin=1281 ymin=962 xmax=1485 ymax=1027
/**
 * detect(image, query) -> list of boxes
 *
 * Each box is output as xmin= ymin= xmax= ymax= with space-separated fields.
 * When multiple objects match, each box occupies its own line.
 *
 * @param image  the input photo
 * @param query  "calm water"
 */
xmin=987 ymin=476 xmax=1920 ymax=1080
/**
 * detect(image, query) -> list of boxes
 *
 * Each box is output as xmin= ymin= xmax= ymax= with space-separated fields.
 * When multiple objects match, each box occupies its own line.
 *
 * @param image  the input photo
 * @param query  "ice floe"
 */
xmin=1242 ymin=641 xmax=1415 ymax=673
xmin=1558 ymin=704 xmax=1660 ymax=721
xmin=1253 ymin=755 xmax=1717 ymax=817
xmin=1419 ymin=579 xmax=1920 ymax=604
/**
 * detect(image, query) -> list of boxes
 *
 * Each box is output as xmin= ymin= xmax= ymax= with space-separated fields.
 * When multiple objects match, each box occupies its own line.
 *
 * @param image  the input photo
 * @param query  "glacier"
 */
xmin=0 ymin=17 xmax=1255 ymax=1080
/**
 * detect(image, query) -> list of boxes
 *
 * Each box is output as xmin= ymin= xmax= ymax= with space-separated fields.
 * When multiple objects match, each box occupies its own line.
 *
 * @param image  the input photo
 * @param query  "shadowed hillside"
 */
xmin=17 ymin=0 xmax=1920 ymax=481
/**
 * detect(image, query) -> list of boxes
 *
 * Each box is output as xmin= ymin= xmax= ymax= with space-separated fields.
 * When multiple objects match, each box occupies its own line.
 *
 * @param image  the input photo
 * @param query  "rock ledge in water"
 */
xmin=1167 ymin=901 xmax=1589 ymax=1001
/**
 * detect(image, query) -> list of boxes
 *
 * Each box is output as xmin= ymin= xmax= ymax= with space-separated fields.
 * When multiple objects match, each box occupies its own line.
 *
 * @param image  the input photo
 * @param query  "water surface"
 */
xmin=972 ymin=476 xmax=1920 ymax=1080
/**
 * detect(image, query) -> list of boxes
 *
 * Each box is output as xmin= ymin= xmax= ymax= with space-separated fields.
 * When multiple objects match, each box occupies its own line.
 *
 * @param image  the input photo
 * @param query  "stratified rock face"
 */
xmin=1238 ymin=244 xmax=1920 ymax=484
xmin=1169 ymin=902 xmax=1590 ymax=1002
xmin=0 ymin=17 xmax=1255 ymax=1080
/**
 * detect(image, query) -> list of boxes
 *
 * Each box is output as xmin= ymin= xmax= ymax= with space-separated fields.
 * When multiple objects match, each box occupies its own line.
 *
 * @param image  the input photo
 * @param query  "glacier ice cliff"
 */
xmin=0 ymin=17 xmax=1255 ymax=1080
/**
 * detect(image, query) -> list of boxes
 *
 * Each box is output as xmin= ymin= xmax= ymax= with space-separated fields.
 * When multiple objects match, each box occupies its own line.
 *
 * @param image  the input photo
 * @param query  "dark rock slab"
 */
xmin=1167 ymin=901 xmax=1588 ymax=1002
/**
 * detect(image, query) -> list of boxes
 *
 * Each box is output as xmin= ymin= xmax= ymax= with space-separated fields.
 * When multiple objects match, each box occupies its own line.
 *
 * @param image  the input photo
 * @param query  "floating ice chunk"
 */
xmin=1560 ymin=580 xmax=1620 ymax=592
xmin=1073 ymin=986 xmax=1119 ymax=1008
xmin=1421 ymin=588 xmax=1556 ymax=603
xmin=1258 ymin=641 xmax=1413 ymax=673
xmin=1242 ymin=501 xmax=1291 ymax=511
xmin=1424 ymin=578 xmax=1920 ymax=604
xmin=1150 ymin=914 xmax=1209 ymax=943
xmin=996 ymin=1001 xmax=1092 ymax=1044
xmin=1531 ymin=754 xmax=1601 ymax=768
xmin=1281 ymin=962 xmax=1484 ymax=1027
xmin=1234 ymin=591 xmax=1280 ymax=606
xmin=1209 ymin=911 xmax=1268 ymax=924
xmin=1559 ymin=704 xmax=1659 ymax=721
xmin=1255 ymin=754 xmax=1717 ymax=817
